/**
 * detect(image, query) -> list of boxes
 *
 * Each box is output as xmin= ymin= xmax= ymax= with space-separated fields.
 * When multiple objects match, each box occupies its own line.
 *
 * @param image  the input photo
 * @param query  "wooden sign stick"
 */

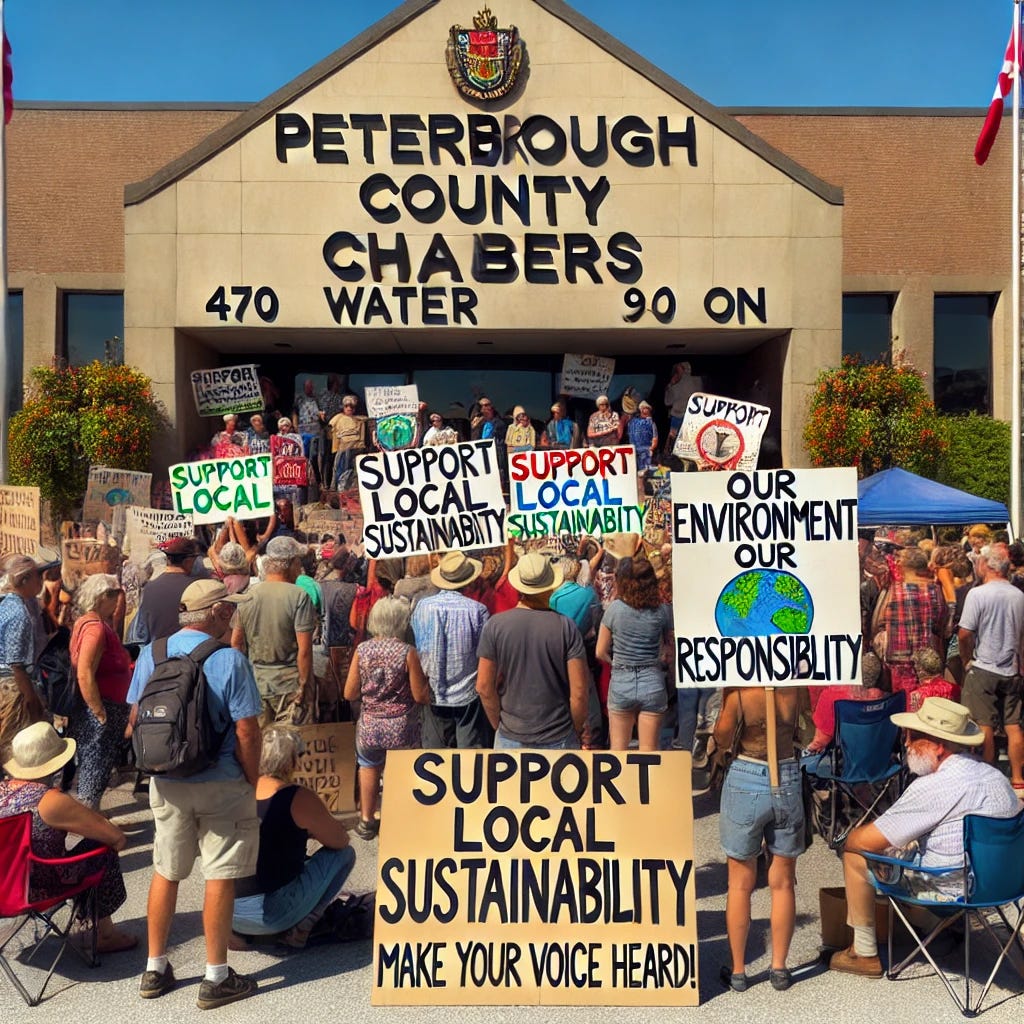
xmin=764 ymin=686 xmax=780 ymax=788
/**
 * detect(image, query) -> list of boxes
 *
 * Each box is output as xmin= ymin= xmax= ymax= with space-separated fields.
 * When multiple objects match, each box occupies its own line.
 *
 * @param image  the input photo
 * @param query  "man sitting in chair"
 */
xmin=831 ymin=697 xmax=1018 ymax=978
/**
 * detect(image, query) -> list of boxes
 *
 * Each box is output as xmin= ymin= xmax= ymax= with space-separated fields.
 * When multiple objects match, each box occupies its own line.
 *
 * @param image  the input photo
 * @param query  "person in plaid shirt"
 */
xmin=881 ymin=547 xmax=947 ymax=695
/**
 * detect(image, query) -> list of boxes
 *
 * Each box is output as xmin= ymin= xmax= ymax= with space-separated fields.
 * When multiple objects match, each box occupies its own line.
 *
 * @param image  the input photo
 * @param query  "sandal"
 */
xmin=719 ymin=965 xmax=748 ymax=992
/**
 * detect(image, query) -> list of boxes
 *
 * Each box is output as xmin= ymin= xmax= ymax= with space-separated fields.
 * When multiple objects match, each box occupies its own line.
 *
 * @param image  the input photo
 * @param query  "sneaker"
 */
xmin=355 ymin=818 xmax=379 ymax=840
xmin=769 ymin=967 xmax=793 ymax=990
xmin=829 ymin=945 xmax=883 ymax=978
xmin=196 ymin=967 xmax=257 ymax=1010
xmin=139 ymin=963 xmax=176 ymax=999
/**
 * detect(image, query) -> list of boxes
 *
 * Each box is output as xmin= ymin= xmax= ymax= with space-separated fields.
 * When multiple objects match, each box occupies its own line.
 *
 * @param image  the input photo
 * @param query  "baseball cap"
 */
xmin=179 ymin=579 xmax=250 ymax=612
xmin=266 ymin=536 xmax=307 ymax=561
xmin=159 ymin=536 xmax=201 ymax=558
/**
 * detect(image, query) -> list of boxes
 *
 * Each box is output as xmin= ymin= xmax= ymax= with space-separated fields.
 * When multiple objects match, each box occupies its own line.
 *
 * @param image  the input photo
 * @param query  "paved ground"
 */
xmin=5 ymin=773 xmax=1024 ymax=1024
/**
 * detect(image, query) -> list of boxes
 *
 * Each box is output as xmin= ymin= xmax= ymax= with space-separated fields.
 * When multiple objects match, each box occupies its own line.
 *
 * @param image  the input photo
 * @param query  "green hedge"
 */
xmin=935 ymin=414 xmax=1011 ymax=506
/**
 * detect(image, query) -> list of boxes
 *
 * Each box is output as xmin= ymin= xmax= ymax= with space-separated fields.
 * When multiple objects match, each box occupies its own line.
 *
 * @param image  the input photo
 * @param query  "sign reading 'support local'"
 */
xmin=169 ymin=455 xmax=273 ymax=525
xmin=372 ymin=750 xmax=698 ymax=1007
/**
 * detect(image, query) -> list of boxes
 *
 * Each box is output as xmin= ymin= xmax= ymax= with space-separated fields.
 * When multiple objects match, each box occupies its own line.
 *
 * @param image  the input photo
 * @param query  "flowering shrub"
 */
xmin=803 ymin=355 xmax=946 ymax=478
xmin=9 ymin=361 xmax=167 ymax=522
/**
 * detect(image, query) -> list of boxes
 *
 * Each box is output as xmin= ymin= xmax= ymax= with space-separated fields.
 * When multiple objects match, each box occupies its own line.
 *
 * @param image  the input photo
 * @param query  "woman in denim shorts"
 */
xmin=713 ymin=686 xmax=809 ymax=992
xmin=596 ymin=558 xmax=673 ymax=751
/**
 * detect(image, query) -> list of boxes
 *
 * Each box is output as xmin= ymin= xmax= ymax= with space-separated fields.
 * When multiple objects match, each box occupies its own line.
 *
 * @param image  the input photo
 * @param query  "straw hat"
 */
xmin=602 ymin=533 xmax=641 ymax=561
xmin=430 ymin=551 xmax=483 ymax=590
xmin=509 ymin=551 xmax=563 ymax=595
xmin=3 ymin=722 xmax=77 ymax=780
xmin=890 ymin=697 xmax=984 ymax=747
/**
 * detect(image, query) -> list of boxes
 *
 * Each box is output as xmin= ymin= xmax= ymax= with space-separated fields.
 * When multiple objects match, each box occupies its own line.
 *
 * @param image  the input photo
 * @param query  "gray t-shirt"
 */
xmin=236 ymin=580 xmax=316 ymax=696
xmin=960 ymin=579 xmax=1024 ymax=676
xmin=601 ymin=600 xmax=672 ymax=668
xmin=477 ymin=608 xmax=585 ymax=746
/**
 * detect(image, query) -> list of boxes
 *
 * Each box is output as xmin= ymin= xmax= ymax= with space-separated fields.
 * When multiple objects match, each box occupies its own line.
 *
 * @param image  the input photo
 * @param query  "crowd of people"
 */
xmin=1 ymin=369 xmax=1022 ymax=1006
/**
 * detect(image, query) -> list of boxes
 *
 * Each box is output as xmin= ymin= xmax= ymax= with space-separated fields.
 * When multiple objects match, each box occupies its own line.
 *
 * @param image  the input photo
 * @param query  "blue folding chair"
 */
xmin=861 ymin=807 xmax=1024 ymax=1017
xmin=813 ymin=691 xmax=906 ymax=848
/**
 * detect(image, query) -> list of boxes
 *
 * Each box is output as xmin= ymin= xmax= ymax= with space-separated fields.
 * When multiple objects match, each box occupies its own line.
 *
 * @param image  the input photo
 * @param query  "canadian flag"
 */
xmin=976 ymin=14 xmax=1023 ymax=165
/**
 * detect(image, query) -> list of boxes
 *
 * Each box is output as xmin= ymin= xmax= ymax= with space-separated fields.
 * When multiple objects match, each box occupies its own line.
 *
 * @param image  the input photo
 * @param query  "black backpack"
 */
xmin=131 ymin=636 xmax=230 ymax=778
xmin=37 ymin=626 xmax=77 ymax=719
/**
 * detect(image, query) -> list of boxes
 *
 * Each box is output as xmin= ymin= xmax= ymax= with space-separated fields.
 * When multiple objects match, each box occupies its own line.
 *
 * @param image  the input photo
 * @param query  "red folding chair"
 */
xmin=0 ymin=811 xmax=108 ymax=1006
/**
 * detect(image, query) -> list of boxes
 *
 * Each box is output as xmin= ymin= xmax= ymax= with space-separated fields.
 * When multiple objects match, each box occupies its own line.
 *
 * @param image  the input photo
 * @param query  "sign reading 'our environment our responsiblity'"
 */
xmin=357 ymin=440 xmax=505 ymax=558
xmin=673 ymin=392 xmax=772 ymax=471
xmin=168 ymin=455 xmax=273 ymax=525
xmin=372 ymin=750 xmax=698 ymax=1007
xmin=559 ymin=354 xmax=615 ymax=399
xmin=190 ymin=364 xmax=263 ymax=417
xmin=671 ymin=468 xmax=861 ymax=687
xmin=508 ymin=446 xmax=644 ymax=538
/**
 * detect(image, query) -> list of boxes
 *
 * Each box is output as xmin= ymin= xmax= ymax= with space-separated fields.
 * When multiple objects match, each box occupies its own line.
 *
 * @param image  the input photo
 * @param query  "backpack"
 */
xmin=131 ymin=636 xmax=230 ymax=778
xmin=37 ymin=626 xmax=77 ymax=719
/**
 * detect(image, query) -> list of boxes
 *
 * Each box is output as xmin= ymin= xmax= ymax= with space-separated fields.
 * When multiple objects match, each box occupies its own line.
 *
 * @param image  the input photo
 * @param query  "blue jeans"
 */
xmin=232 ymin=845 xmax=356 ymax=936
xmin=333 ymin=448 xmax=357 ymax=490
xmin=494 ymin=728 xmax=580 ymax=750
xmin=719 ymin=757 xmax=804 ymax=860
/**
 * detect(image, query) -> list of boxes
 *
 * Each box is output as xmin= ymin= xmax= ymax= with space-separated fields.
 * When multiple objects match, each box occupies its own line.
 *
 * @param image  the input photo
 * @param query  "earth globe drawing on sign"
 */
xmin=714 ymin=570 xmax=814 ymax=637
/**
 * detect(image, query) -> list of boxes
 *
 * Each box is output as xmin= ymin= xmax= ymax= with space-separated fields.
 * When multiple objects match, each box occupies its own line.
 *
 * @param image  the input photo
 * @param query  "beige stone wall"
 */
xmin=125 ymin=0 xmax=841 ymax=466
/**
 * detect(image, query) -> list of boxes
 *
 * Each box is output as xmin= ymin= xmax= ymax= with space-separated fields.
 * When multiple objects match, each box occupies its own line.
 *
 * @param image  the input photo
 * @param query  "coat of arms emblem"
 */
xmin=446 ymin=7 xmax=524 ymax=101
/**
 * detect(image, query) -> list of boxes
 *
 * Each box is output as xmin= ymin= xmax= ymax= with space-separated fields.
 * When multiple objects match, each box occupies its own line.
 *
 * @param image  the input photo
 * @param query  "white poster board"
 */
xmin=123 ymin=506 xmax=195 ymax=562
xmin=673 ymin=392 xmax=772 ymax=471
xmin=168 ymin=454 xmax=273 ymax=525
xmin=560 ymin=354 xmax=615 ymax=399
xmin=671 ymin=467 xmax=861 ymax=687
xmin=190 ymin=364 xmax=263 ymax=417
xmin=83 ymin=467 xmax=152 ymax=523
xmin=365 ymin=384 xmax=419 ymax=419
xmin=357 ymin=440 xmax=505 ymax=558
xmin=508 ymin=445 xmax=645 ymax=537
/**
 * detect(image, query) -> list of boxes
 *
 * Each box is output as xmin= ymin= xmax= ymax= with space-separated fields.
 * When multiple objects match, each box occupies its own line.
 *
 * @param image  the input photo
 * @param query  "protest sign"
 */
xmin=291 ymin=722 xmax=357 ymax=815
xmin=169 ymin=454 xmax=273 ymax=525
xmin=357 ymin=440 xmax=505 ymax=558
xmin=560 ymin=354 xmax=615 ymax=399
xmin=372 ymin=749 xmax=698 ymax=1007
xmin=273 ymin=456 xmax=308 ymax=487
xmin=671 ymin=468 xmax=860 ymax=687
xmin=190 ymin=363 xmax=263 ymax=417
xmin=123 ymin=506 xmax=194 ymax=562
xmin=270 ymin=434 xmax=303 ymax=459
xmin=0 ymin=486 xmax=40 ymax=556
xmin=83 ymin=467 xmax=152 ymax=523
xmin=365 ymin=384 xmax=419 ymax=419
xmin=508 ymin=446 xmax=645 ymax=538
xmin=673 ymin=392 xmax=772 ymax=471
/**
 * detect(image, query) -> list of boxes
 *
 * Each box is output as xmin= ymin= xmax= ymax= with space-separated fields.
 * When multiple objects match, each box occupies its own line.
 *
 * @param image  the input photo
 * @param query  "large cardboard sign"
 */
xmin=0 ymin=486 xmax=40 ymax=556
xmin=357 ymin=440 xmax=505 ymax=558
xmin=508 ymin=446 xmax=645 ymax=538
xmin=169 ymin=455 xmax=273 ymax=525
xmin=372 ymin=750 xmax=698 ymax=1007
xmin=673 ymin=392 xmax=772 ymax=471
xmin=291 ymin=721 xmax=357 ymax=815
xmin=365 ymin=384 xmax=419 ymax=419
xmin=123 ymin=506 xmax=194 ymax=562
xmin=83 ymin=467 xmax=152 ymax=523
xmin=671 ymin=468 xmax=861 ymax=687
xmin=190 ymin=363 xmax=263 ymax=417
xmin=560 ymin=354 xmax=615 ymax=399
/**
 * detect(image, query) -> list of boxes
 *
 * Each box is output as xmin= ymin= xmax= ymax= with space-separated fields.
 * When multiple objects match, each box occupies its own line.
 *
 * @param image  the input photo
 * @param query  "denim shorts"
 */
xmin=607 ymin=665 xmax=668 ymax=715
xmin=719 ymin=757 xmax=804 ymax=860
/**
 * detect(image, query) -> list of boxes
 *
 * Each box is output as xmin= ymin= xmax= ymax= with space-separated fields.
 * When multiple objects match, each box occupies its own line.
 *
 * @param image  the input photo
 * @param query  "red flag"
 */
xmin=976 ymin=13 xmax=1023 ymax=165
xmin=2 ymin=32 xmax=11 ymax=126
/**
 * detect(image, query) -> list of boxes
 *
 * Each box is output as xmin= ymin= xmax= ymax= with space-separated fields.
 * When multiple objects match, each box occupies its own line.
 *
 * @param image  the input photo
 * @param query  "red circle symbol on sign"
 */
xmin=695 ymin=419 xmax=745 ymax=469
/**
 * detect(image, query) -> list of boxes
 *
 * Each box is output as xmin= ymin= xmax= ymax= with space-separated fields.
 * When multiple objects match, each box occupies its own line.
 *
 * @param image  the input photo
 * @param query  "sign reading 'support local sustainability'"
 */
xmin=357 ymin=440 xmax=505 ymax=558
xmin=169 ymin=455 xmax=273 ymax=525
xmin=372 ymin=749 xmax=698 ymax=1007
xmin=671 ymin=468 xmax=860 ymax=687
xmin=508 ymin=446 xmax=645 ymax=538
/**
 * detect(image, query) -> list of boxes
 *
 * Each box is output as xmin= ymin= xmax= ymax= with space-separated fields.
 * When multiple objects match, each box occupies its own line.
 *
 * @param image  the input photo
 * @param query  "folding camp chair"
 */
xmin=862 ymin=806 xmax=1024 ymax=1017
xmin=813 ymin=691 xmax=906 ymax=848
xmin=0 ymin=812 xmax=106 ymax=1006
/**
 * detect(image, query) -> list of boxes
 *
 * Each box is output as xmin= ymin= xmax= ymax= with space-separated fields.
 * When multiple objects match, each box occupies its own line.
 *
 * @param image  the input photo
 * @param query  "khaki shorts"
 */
xmin=963 ymin=666 xmax=1023 ymax=729
xmin=150 ymin=776 xmax=258 ymax=882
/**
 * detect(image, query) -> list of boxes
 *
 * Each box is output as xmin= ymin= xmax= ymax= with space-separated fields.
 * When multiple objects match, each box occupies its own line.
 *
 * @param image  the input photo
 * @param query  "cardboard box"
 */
xmin=819 ymin=886 xmax=891 ymax=948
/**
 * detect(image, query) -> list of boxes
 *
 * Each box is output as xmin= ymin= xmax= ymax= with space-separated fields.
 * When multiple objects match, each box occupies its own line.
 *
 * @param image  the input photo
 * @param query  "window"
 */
xmin=933 ymin=294 xmax=994 ymax=415
xmin=62 ymin=292 xmax=123 ymax=366
xmin=413 ymin=369 xmax=554 ymax=422
xmin=842 ymin=294 xmax=893 ymax=363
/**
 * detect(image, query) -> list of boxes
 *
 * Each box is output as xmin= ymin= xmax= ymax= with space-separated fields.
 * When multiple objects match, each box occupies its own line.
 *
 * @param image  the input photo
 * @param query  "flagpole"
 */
xmin=0 ymin=0 xmax=8 ymax=485
xmin=1013 ymin=0 xmax=1022 ymax=534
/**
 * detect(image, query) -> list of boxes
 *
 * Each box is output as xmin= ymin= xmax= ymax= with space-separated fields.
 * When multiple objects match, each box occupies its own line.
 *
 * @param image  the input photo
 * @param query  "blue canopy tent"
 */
xmin=857 ymin=467 xmax=1009 ymax=526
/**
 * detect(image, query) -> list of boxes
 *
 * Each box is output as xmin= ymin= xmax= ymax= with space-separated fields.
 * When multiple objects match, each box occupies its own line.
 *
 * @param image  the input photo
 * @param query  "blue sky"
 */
xmin=4 ymin=1 xmax=1015 ymax=107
